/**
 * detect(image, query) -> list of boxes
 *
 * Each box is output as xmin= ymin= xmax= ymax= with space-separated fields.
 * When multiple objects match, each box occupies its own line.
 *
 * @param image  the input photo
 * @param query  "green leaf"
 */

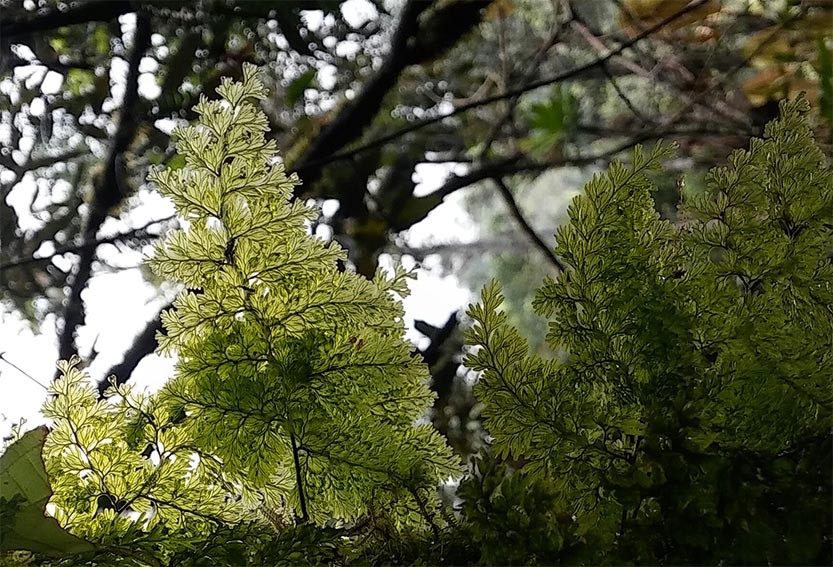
xmin=0 ymin=426 xmax=95 ymax=556
xmin=523 ymin=85 xmax=576 ymax=156
xmin=286 ymin=69 xmax=317 ymax=106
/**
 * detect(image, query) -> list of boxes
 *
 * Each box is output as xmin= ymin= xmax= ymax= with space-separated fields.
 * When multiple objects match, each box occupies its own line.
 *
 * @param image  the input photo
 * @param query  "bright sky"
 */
xmin=0 ymin=177 xmax=475 ymax=439
xmin=1 ymin=161 xmax=476 ymax=439
xmin=0 ymin=0 xmax=475 ymax=439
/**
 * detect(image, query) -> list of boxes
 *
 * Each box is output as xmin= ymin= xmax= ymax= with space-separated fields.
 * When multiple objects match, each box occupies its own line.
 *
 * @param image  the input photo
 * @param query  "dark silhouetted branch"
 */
xmin=296 ymin=0 xmax=712 ymax=173
xmin=0 ymin=148 xmax=89 ymax=180
xmin=0 ymin=216 xmax=174 ymax=272
xmin=97 ymin=302 xmax=170 ymax=397
xmin=57 ymin=13 xmax=152 ymax=368
xmin=1 ymin=0 xmax=133 ymax=39
xmin=292 ymin=0 xmax=491 ymax=189
xmin=492 ymin=177 xmax=564 ymax=272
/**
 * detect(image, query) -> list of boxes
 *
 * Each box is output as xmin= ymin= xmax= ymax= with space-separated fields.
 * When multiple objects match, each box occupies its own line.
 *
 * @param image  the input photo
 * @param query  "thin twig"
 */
xmin=492 ymin=177 xmax=565 ymax=272
xmin=0 ymin=353 xmax=49 ymax=390
xmin=0 ymin=215 xmax=175 ymax=272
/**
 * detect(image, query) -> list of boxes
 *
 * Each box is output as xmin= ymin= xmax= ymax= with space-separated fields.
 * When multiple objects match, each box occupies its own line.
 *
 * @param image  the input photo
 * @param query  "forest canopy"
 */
xmin=1 ymin=1 xmax=832 ymax=565
xmin=2 ymin=63 xmax=831 ymax=567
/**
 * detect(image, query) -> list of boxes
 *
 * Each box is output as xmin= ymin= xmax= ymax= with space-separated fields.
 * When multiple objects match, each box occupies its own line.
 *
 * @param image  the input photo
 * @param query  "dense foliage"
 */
xmin=4 ymin=66 xmax=460 ymax=566
xmin=465 ymin=96 xmax=832 ymax=564
xmin=1 ymin=70 xmax=831 ymax=565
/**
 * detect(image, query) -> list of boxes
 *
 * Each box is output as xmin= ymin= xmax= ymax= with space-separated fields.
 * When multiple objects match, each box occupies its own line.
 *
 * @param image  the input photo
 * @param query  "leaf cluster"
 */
xmin=10 ymin=65 xmax=460 ymax=565
xmin=465 ymin=96 xmax=833 ymax=564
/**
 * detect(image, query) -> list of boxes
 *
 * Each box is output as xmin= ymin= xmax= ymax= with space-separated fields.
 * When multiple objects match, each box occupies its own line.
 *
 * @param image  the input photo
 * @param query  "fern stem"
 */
xmin=290 ymin=432 xmax=309 ymax=522
xmin=409 ymin=487 xmax=440 ymax=541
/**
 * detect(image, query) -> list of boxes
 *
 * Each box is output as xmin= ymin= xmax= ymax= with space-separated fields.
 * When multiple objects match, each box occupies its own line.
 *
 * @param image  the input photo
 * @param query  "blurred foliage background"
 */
xmin=1 ymin=0 xmax=831 ymax=458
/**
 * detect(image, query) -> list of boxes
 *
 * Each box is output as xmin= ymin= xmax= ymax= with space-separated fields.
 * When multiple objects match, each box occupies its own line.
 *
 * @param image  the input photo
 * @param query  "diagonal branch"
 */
xmin=291 ymin=0 xmax=491 ymax=190
xmin=492 ymin=177 xmax=564 ymax=272
xmin=295 ymin=0 xmax=712 ymax=174
xmin=56 ymin=13 xmax=152 ymax=368
xmin=96 ymin=305 xmax=169 ymax=397
xmin=0 ymin=216 xmax=174 ymax=272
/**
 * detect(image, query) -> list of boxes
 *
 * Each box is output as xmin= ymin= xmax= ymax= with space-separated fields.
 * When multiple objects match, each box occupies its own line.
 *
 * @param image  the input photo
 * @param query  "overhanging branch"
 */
xmin=1 ymin=0 xmax=134 ymax=39
xmin=291 ymin=0 xmax=491 ymax=189
xmin=56 ymin=13 xmax=152 ymax=368
xmin=295 ymin=0 xmax=712 ymax=173
xmin=492 ymin=177 xmax=564 ymax=272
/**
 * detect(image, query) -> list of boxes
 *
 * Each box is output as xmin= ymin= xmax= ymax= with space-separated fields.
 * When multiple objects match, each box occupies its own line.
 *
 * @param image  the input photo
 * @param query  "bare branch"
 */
xmin=56 ymin=14 xmax=152 ymax=368
xmin=0 ymin=216 xmax=175 ymax=272
xmin=291 ymin=0 xmax=491 ymax=190
xmin=1 ymin=0 xmax=133 ymax=39
xmin=294 ymin=0 xmax=712 ymax=174
xmin=0 ymin=353 xmax=49 ymax=390
xmin=0 ymin=148 xmax=90 ymax=180
xmin=96 ymin=305 xmax=169 ymax=397
xmin=492 ymin=177 xmax=564 ymax=272
xmin=88 ymin=0 xmax=714 ymax=391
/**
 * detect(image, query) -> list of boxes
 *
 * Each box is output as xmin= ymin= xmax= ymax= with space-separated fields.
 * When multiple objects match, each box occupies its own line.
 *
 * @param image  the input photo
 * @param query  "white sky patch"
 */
xmin=105 ymin=57 xmax=129 ymax=112
xmin=41 ymin=71 xmax=64 ymax=95
xmin=118 ymin=13 xmax=137 ymax=40
xmin=321 ymin=199 xmax=340 ymax=218
xmin=317 ymin=65 xmax=338 ymax=91
xmin=11 ymin=44 xmax=36 ymax=61
xmin=341 ymin=0 xmax=378 ymax=28
xmin=138 ymin=73 xmax=161 ymax=100
xmin=0 ymin=163 xmax=478 ymax=439
xmin=301 ymin=10 xmax=325 ymax=32
xmin=139 ymin=57 xmax=158 ymax=74
xmin=412 ymin=162 xmax=467 ymax=197
xmin=5 ymin=176 xmax=41 ymax=232
xmin=335 ymin=40 xmax=361 ymax=59
xmin=0 ymin=312 xmax=58 ymax=435
xmin=29 ymin=98 xmax=45 ymax=117
xmin=154 ymin=118 xmax=180 ymax=136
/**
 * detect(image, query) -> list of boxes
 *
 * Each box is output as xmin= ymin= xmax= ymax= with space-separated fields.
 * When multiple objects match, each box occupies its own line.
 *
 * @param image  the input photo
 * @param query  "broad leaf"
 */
xmin=0 ymin=426 xmax=95 ymax=556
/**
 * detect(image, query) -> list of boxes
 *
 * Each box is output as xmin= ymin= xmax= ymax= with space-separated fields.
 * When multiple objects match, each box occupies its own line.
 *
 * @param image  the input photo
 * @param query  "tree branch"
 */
xmin=492 ymin=177 xmax=564 ymax=272
xmin=96 ymin=303 xmax=169 ymax=397
xmin=291 ymin=0 xmax=490 ymax=190
xmin=1 ymin=0 xmax=134 ymax=39
xmin=295 ymin=0 xmax=712 ymax=173
xmin=0 ymin=148 xmax=89 ymax=180
xmin=56 ymin=13 xmax=152 ymax=368
xmin=0 ymin=216 xmax=174 ymax=272
xmin=85 ymin=1 xmax=711 ymax=390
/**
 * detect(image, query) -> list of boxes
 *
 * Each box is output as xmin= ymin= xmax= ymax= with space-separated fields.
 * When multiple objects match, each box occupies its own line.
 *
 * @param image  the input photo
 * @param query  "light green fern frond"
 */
xmin=148 ymin=63 xmax=460 ymax=524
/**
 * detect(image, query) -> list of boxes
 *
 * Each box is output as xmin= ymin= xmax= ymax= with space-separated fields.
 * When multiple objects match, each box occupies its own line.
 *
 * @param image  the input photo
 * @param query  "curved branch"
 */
xmin=57 ymin=13 xmax=152 ymax=368
xmin=294 ymin=0 xmax=712 ymax=175
xmin=292 ymin=0 xmax=491 ymax=190
xmin=492 ymin=177 xmax=564 ymax=272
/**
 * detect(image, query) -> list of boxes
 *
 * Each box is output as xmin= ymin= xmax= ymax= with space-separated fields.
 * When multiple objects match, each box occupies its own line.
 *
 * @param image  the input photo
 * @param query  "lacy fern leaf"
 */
xmin=465 ymin=97 xmax=832 ymax=564
xmin=148 ymin=63 xmax=459 ymax=523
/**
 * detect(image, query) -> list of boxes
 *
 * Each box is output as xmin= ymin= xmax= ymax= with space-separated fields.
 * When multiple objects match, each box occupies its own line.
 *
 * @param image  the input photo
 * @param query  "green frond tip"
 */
xmin=463 ymin=97 xmax=832 ymax=563
xmin=144 ymin=65 xmax=460 ymax=525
